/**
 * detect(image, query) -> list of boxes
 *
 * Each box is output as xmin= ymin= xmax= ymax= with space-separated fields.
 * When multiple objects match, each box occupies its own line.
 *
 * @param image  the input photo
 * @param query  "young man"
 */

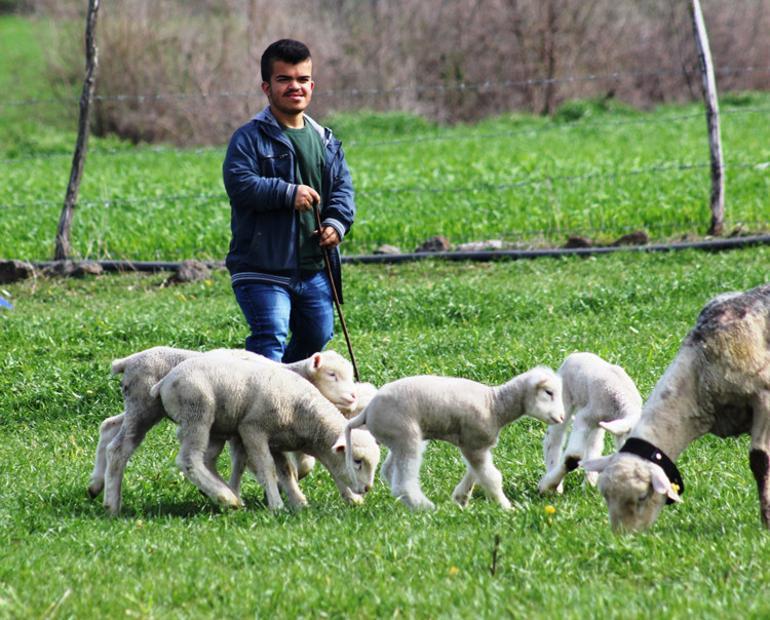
xmin=222 ymin=39 xmax=356 ymax=362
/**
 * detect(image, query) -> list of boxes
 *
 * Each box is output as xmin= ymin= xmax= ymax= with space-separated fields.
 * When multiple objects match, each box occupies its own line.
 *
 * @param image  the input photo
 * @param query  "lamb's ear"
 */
xmin=649 ymin=463 xmax=682 ymax=503
xmin=580 ymin=455 xmax=613 ymax=473
xmin=599 ymin=419 xmax=635 ymax=436
xmin=332 ymin=433 xmax=346 ymax=453
xmin=312 ymin=352 xmax=323 ymax=370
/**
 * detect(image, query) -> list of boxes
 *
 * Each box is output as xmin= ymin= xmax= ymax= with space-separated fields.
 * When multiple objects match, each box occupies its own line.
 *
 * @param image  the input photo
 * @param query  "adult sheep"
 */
xmin=583 ymin=284 xmax=770 ymax=532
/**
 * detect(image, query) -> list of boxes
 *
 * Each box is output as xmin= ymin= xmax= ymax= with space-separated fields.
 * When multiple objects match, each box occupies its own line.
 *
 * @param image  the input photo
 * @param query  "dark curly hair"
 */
xmin=261 ymin=39 xmax=312 ymax=83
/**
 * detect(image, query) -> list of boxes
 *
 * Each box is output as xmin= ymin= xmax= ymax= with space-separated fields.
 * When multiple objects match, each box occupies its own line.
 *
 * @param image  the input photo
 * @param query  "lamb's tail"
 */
xmin=148 ymin=377 xmax=165 ymax=399
xmin=345 ymin=407 xmax=369 ymax=479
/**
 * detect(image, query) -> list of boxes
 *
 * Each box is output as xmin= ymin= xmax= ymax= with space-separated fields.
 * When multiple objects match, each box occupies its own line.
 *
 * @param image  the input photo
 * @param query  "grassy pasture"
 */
xmin=3 ymin=97 xmax=770 ymax=261
xmin=2 ymin=249 xmax=770 ymax=618
xmin=3 ymin=13 xmax=770 ymax=620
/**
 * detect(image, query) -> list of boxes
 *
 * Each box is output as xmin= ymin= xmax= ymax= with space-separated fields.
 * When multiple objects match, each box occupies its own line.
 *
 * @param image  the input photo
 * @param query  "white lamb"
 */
xmin=538 ymin=352 xmax=642 ymax=494
xmin=150 ymin=353 xmax=380 ymax=511
xmin=223 ymin=379 xmax=379 ymax=495
xmin=345 ymin=366 xmax=565 ymax=511
xmin=90 ymin=346 xmax=359 ymax=515
xmin=582 ymin=284 xmax=770 ymax=532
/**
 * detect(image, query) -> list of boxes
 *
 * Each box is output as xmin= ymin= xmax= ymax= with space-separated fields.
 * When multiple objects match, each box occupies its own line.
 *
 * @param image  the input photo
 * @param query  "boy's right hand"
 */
xmin=294 ymin=185 xmax=320 ymax=212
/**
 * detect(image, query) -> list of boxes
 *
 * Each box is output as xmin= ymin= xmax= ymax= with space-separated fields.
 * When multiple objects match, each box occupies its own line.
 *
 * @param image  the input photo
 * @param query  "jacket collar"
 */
xmin=252 ymin=106 xmax=332 ymax=146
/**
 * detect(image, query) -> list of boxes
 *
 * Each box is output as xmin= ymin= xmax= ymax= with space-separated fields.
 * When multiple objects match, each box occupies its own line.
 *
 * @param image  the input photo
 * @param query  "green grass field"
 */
xmin=2 ymin=14 xmax=770 ymax=620
xmin=2 ymin=250 xmax=770 ymax=618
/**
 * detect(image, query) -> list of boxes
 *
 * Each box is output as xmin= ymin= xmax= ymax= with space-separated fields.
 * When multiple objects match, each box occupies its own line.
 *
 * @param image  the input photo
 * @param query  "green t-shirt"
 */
xmin=283 ymin=122 xmax=326 ymax=271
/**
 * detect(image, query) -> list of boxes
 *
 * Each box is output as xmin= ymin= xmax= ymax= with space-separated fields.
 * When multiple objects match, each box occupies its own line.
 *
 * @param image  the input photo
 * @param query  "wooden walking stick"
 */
xmin=313 ymin=204 xmax=360 ymax=381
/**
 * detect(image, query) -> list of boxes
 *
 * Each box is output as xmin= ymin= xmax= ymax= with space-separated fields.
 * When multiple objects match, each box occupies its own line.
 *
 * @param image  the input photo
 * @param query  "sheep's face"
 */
xmin=339 ymin=429 xmax=381 ymax=495
xmin=584 ymin=453 xmax=677 ymax=533
xmin=308 ymin=351 xmax=358 ymax=413
xmin=525 ymin=371 xmax=565 ymax=425
xmin=338 ymin=382 xmax=378 ymax=417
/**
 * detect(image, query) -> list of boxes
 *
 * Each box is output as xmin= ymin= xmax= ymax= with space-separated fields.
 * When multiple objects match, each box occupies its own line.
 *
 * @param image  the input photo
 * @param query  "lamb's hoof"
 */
xmin=218 ymin=492 xmax=243 ymax=509
xmin=87 ymin=482 xmax=103 ymax=499
xmin=761 ymin=505 xmax=770 ymax=528
xmin=406 ymin=499 xmax=435 ymax=511
xmin=452 ymin=493 xmax=470 ymax=507
xmin=537 ymin=479 xmax=556 ymax=495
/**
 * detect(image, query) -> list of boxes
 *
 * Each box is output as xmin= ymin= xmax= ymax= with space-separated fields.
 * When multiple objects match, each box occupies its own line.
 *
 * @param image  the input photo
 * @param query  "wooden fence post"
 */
xmin=54 ymin=0 xmax=101 ymax=261
xmin=689 ymin=0 xmax=724 ymax=236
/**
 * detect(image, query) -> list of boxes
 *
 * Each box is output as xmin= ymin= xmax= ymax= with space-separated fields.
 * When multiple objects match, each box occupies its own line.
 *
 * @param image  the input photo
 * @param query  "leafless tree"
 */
xmin=34 ymin=0 xmax=770 ymax=145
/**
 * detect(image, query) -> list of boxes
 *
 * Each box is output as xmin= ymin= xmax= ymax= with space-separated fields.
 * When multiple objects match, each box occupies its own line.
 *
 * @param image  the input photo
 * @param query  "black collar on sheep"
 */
xmin=619 ymin=437 xmax=684 ymax=505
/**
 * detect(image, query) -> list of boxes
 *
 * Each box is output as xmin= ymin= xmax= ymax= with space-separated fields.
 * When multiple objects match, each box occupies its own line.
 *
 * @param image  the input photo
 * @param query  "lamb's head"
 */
xmin=582 ymin=453 xmax=681 ymax=533
xmin=305 ymin=351 xmax=359 ymax=413
xmin=523 ymin=367 xmax=565 ymax=424
xmin=333 ymin=428 xmax=380 ymax=495
xmin=338 ymin=381 xmax=378 ymax=417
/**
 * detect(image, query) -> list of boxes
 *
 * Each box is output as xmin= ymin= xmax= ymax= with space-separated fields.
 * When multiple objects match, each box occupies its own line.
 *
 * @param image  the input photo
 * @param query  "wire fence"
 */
xmin=2 ymin=160 xmax=768 ymax=209
xmin=2 ymin=48 xmax=769 ymax=259
xmin=3 ymin=102 xmax=770 ymax=168
xmin=3 ymin=64 xmax=770 ymax=109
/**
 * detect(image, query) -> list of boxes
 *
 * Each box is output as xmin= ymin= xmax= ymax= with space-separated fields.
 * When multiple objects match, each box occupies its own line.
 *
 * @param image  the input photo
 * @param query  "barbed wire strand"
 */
xmin=2 ymin=64 xmax=769 ymax=108
xmin=2 ymin=160 xmax=767 ymax=212
xmin=2 ymin=104 xmax=769 ymax=167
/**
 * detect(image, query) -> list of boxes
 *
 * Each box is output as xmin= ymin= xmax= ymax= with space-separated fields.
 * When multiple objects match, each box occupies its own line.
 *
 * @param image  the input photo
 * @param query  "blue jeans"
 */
xmin=233 ymin=271 xmax=334 ymax=363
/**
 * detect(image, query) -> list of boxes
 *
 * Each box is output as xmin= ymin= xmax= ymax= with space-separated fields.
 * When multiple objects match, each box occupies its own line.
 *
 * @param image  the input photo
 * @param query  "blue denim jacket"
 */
xmin=222 ymin=106 xmax=355 ymax=299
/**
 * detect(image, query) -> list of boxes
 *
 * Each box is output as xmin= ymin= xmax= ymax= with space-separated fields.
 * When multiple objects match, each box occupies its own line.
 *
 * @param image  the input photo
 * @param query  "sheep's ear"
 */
xmin=599 ymin=419 xmax=635 ymax=436
xmin=581 ymin=455 xmax=612 ymax=473
xmin=312 ymin=353 xmax=323 ymax=370
xmin=332 ymin=434 xmax=346 ymax=453
xmin=649 ymin=463 xmax=682 ymax=503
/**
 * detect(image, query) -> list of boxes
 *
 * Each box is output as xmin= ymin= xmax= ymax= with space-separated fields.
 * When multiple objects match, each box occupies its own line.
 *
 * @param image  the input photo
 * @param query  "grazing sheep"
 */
xmin=150 ymin=354 xmax=380 ymax=511
xmin=538 ymin=352 xmax=642 ymax=494
xmin=91 ymin=346 xmax=358 ymax=515
xmin=582 ymin=284 xmax=770 ymax=532
xmin=345 ymin=367 xmax=565 ymax=511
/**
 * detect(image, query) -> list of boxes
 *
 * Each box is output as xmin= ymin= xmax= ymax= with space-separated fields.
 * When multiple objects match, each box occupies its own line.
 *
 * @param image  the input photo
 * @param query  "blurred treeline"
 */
xmin=9 ymin=0 xmax=770 ymax=145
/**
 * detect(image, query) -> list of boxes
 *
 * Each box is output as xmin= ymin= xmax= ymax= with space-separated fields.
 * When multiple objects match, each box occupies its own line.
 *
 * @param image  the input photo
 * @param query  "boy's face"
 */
xmin=262 ymin=59 xmax=314 ymax=117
